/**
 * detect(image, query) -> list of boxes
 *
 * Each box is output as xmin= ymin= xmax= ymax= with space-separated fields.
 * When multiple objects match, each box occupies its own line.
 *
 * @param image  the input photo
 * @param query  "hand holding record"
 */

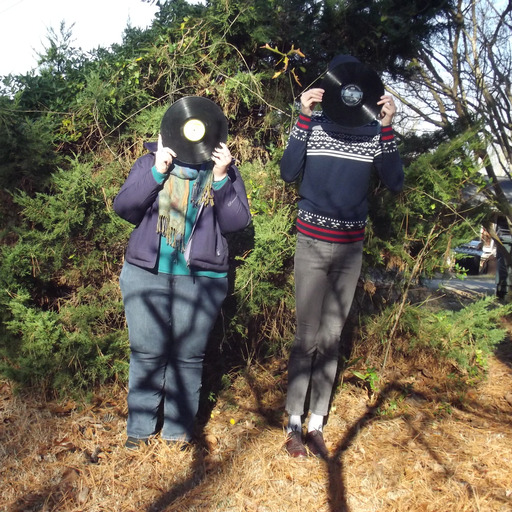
xmin=300 ymin=88 xmax=324 ymax=116
xmin=154 ymin=134 xmax=177 ymax=174
xmin=377 ymin=94 xmax=396 ymax=126
xmin=211 ymin=142 xmax=233 ymax=181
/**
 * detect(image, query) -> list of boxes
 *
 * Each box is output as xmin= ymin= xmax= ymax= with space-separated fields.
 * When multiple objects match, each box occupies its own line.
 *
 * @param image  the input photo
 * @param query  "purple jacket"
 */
xmin=113 ymin=145 xmax=251 ymax=273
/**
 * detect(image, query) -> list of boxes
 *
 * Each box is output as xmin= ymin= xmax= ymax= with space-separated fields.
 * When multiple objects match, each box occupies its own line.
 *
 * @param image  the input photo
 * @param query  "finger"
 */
xmin=158 ymin=133 xmax=163 ymax=151
xmin=378 ymin=95 xmax=394 ymax=104
xmin=307 ymin=92 xmax=323 ymax=103
xmin=302 ymin=89 xmax=323 ymax=101
xmin=214 ymin=144 xmax=231 ymax=157
xmin=308 ymin=88 xmax=324 ymax=97
xmin=163 ymin=149 xmax=177 ymax=165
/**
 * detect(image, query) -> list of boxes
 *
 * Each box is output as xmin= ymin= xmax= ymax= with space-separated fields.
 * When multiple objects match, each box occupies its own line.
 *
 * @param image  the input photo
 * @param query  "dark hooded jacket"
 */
xmin=114 ymin=142 xmax=251 ymax=273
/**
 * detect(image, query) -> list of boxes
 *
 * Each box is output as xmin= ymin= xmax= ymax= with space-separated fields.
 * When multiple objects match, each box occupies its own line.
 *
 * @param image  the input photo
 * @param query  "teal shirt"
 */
xmin=152 ymin=166 xmax=228 ymax=277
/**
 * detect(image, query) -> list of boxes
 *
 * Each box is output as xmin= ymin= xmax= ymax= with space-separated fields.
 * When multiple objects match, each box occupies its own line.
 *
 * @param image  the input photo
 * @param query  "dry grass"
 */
xmin=2 ymin=315 xmax=512 ymax=511
xmin=1 ymin=347 xmax=511 ymax=512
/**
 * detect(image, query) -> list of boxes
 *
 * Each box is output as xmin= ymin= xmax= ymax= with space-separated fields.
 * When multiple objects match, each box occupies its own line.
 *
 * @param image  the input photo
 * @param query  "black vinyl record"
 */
xmin=160 ymin=96 xmax=228 ymax=165
xmin=321 ymin=62 xmax=384 ymax=127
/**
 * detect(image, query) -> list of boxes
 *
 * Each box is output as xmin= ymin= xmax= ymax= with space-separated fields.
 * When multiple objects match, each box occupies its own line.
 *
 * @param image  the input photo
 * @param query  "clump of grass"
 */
xmin=363 ymin=296 xmax=512 ymax=377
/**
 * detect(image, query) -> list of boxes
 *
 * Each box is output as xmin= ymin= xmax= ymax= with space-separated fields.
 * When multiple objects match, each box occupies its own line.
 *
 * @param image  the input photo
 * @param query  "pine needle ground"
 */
xmin=1 ymin=317 xmax=512 ymax=511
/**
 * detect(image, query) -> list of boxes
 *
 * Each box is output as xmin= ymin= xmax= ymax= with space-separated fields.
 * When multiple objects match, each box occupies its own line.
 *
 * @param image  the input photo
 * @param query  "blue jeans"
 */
xmin=119 ymin=261 xmax=228 ymax=441
xmin=286 ymin=233 xmax=363 ymax=417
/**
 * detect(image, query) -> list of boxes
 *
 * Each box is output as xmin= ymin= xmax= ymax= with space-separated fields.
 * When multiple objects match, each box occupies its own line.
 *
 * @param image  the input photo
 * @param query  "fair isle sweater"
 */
xmin=280 ymin=112 xmax=404 ymax=243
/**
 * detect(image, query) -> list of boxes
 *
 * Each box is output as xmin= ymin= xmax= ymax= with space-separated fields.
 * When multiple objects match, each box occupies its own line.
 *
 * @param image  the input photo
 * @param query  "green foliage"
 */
xmin=352 ymin=366 xmax=380 ymax=393
xmin=240 ymin=157 xmax=287 ymax=215
xmin=319 ymin=0 xmax=454 ymax=76
xmin=10 ymin=156 xmax=129 ymax=276
xmin=123 ymin=104 xmax=168 ymax=142
xmin=365 ymin=297 xmax=512 ymax=376
xmin=407 ymin=297 xmax=512 ymax=374
xmin=0 ymin=106 xmax=61 ymax=192
xmin=1 ymin=286 xmax=128 ymax=394
xmin=8 ymin=23 xmax=89 ymax=115
xmin=0 ymin=0 xmax=504 ymax=395
xmin=229 ymin=206 xmax=295 ymax=354
xmin=233 ymin=207 xmax=295 ymax=317
xmin=0 ymin=154 xmax=131 ymax=392
xmin=366 ymin=129 xmax=489 ymax=277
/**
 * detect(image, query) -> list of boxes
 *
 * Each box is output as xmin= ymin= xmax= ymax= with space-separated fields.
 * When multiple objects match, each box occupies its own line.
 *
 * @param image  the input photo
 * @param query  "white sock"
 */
xmin=287 ymin=415 xmax=302 ymax=434
xmin=308 ymin=413 xmax=324 ymax=432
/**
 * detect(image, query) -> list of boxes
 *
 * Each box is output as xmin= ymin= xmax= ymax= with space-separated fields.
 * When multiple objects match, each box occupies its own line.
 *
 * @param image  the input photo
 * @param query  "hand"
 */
xmin=154 ymin=134 xmax=177 ymax=174
xmin=377 ymin=95 xmax=397 ymax=126
xmin=211 ymin=142 xmax=232 ymax=181
xmin=300 ymin=88 xmax=324 ymax=116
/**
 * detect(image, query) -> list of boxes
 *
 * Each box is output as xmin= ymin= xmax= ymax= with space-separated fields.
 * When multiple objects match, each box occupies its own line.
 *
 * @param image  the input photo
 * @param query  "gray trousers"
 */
xmin=286 ymin=233 xmax=363 ymax=417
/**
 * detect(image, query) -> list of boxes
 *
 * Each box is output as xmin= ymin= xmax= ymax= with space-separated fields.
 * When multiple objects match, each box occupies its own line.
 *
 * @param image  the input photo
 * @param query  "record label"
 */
xmin=341 ymin=84 xmax=363 ymax=106
xmin=160 ymin=96 xmax=228 ymax=165
xmin=321 ymin=62 xmax=384 ymax=128
xmin=183 ymin=119 xmax=206 ymax=142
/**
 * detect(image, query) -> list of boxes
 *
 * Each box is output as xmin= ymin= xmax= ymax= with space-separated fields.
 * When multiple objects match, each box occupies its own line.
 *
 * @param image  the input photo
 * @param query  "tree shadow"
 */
xmin=494 ymin=336 xmax=512 ymax=371
xmin=130 ymin=266 xmax=512 ymax=511
xmin=324 ymin=381 xmax=409 ymax=511
xmin=141 ymin=223 xmax=257 ymax=511
xmin=9 ymin=227 xmax=512 ymax=511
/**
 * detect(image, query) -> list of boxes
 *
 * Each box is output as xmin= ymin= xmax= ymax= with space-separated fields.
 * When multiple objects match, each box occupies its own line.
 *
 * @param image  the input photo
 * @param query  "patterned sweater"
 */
xmin=280 ymin=112 xmax=404 ymax=243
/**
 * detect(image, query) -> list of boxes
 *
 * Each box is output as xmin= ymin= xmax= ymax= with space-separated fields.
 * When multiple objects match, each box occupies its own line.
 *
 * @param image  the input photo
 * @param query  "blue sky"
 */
xmin=0 ymin=0 xmax=159 ymax=77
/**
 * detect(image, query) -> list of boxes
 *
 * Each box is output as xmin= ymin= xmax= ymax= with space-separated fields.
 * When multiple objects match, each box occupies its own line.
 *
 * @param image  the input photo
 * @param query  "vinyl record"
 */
xmin=321 ymin=62 xmax=384 ymax=127
xmin=160 ymin=96 xmax=228 ymax=165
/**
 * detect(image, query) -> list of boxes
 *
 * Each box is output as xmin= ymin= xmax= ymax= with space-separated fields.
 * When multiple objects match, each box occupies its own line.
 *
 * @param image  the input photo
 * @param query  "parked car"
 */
xmin=454 ymin=239 xmax=485 ymax=275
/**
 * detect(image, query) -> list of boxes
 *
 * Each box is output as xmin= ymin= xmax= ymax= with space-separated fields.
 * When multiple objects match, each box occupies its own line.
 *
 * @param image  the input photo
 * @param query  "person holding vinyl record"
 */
xmin=114 ymin=98 xmax=251 ymax=449
xmin=280 ymin=55 xmax=404 ymax=458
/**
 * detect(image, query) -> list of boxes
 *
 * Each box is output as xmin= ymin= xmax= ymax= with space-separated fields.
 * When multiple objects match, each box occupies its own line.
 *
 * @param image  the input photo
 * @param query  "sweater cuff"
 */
xmin=381 ymin=125 xmax=395 ymax=142
xmin=296 ymin=113 xmax=312 ymax=131
xmin=152 ymin=165 xmax=167 ymax=184
xmin=212 ymin=175 xmax=228 ymax=189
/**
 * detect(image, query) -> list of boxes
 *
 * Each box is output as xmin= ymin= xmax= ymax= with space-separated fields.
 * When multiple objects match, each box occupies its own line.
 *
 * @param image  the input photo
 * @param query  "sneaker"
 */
xmin=125 ymin=436 xmax=148 ymax=450
xmin=285 ymin=430 xmax=307 ymax=458
xmin=164 ymin=439 xmax=193 ymax=452
xmin=305 ymin=429 xmax=328 ymax=459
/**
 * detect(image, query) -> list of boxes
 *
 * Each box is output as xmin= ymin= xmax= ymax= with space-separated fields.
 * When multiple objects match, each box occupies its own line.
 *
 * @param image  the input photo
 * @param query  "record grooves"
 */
xmin=160 ymin=96 xmax=228 ymax=165
xmin=321 ymin=62 xmax=384 ymax=128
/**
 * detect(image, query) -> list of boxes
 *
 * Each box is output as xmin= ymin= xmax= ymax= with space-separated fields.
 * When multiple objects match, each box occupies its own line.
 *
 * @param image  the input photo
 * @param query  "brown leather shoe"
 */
xmin=305 ymin=429 xmax=328 ymax=459
xmin=285 ymin=430 xmax=307 ymax=457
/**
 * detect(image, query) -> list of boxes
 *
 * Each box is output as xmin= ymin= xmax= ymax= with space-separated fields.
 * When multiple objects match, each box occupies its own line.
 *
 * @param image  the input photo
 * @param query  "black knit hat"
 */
xmin=328 ymin=54 xmax=360 ymax=70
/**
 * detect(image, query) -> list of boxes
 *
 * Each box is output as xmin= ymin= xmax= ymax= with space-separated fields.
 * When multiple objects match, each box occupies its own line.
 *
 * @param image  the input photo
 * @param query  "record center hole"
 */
xmin=183 ymin=119 xmax=206 ymax=142
xmin=340 ymin=84 xmax=363 ymax=107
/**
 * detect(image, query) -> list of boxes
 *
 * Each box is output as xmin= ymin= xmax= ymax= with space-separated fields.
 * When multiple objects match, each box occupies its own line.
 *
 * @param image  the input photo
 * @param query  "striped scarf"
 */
xmin=157 ymin=164 xmax=214 ymax=250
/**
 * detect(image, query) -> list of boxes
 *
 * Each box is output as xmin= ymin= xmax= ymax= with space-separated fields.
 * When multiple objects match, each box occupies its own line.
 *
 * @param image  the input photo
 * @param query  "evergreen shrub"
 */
xmin=362 ymin=297 xmax=512 ymax=376
xmin=227 ymin=159 xmax=297 ymax=359
xmin=0 ymin=155 xmax=131 ymax=394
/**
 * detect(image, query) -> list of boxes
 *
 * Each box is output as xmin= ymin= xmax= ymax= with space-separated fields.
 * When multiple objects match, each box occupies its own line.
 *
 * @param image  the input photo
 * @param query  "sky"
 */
xmin=0 ymin=0 xmax=159 ymax=77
